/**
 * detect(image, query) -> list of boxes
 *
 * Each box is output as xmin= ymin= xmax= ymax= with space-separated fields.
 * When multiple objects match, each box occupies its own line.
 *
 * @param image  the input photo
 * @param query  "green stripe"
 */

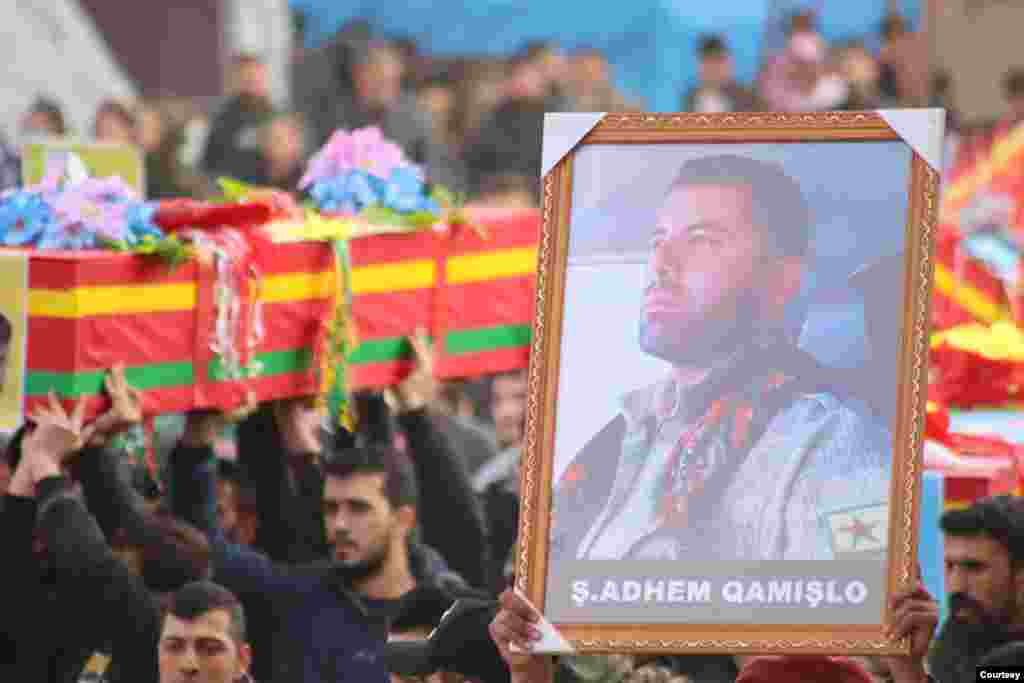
xmin=208 ymin=348 xmax=313 ymax=381
xmin=444 ymin=324 xmax=531 ymax=355
xmin=348 ymin=324 xmax=531 ymax=364
xmin=27 ymin=349 xmax=311 ymax=397
xmin=27 ymin=361 xmax=194 ymax=398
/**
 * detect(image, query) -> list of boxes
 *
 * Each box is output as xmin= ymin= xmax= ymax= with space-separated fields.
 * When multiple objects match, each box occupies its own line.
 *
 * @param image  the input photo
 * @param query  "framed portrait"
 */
xmin=514 ymin=110 xmax=944 ymax=655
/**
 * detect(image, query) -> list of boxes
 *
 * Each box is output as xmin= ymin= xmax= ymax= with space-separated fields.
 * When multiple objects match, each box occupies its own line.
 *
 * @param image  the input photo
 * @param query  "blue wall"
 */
xmin=292 ymin=0 xmax=919 ymax=113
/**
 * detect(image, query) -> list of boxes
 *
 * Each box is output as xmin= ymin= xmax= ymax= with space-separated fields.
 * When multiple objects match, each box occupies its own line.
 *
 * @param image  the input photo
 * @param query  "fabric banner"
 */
xmin=345 ymin=207 xmax=540 ymax=388
xmin=23 ymin=239 xmax=334 ymax=419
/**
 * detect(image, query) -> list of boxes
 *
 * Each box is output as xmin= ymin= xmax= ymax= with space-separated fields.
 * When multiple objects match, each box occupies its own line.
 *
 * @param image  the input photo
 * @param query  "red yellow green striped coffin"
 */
xmin=346 ymin=207 xmax=540 ymax=388
xmin=23 ymin=240 xmax=335 ymax=419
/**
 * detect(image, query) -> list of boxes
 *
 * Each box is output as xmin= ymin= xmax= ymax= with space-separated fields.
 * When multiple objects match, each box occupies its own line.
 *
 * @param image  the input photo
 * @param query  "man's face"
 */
xmin=236 ymin=62 xmax=269 ymax=100
xmin=491 ymin=372 xmax=528 ymax=450
xmin=355 ymin=53 xmax=404 ymax=112
xmin=95 ymin=113 xmax=135 ymax=145
xmin=23 ymin=111 xmax=60 ymax=137
xmin=639 ymin=184 xmax=778 ymax=366
xmin=944 ymin=534 xmax=1021 ymax=628
xmin=699 ymin=53 xmax=733 ymax=87
xmin=159 ymin=609 xmax=251 ymax=683
xmin=323 ymin=472 xmax=401 ymax=579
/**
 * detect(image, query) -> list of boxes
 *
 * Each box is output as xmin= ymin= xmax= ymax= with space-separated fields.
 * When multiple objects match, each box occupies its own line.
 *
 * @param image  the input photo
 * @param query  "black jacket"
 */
xmin=2 ymin=471 xmax=162 ymax=683
xmin=200 ymin=95 xmax=275 ymax=183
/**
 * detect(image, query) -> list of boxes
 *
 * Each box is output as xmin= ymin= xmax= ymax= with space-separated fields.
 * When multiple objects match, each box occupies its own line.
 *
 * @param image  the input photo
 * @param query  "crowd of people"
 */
xmin=0 ymin=10 xmax=974 ymax=206
xmin=2 ymin=6 xmax=1024 ymax=683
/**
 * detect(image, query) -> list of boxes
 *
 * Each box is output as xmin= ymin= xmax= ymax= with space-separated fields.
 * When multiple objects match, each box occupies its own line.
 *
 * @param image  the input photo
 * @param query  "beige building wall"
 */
xmin=931 ymin=0 xmax=1020 ymax=124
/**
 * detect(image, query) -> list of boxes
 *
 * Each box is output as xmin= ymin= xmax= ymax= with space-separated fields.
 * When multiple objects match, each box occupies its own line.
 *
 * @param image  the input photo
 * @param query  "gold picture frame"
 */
xmin=514 ymin=111 xmax=941 ymax=656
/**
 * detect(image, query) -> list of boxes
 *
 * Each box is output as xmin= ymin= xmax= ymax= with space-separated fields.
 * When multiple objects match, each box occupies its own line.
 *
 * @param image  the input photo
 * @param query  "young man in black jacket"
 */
xmin=2 ymin=387 xmax=211 ymax=683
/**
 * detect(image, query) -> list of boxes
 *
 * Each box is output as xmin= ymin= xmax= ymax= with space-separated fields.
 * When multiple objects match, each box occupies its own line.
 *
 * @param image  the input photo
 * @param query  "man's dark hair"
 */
xmin=520 ymin=40 xmax=556 ymax=63
xmin=0 ymin=311 xmax=11 ymax=346
xmin=940 ymin=495 xmax=1024 ymax=567
xmin=232 ymin=52 xmax=265 ymax=67
xmin=137 ymin=511 xmax=213 ymax=593
xmin=980 ymin=641 xmax=1024 ymax=667
xmin=667 ymin=154 xmax=812 ymax=258
xmin=166 ymin=581 xmax=247 ymax=643
xmin=322 ymin=443 xmax=419 ymax=511
xmin=698 ymin=35 xmax=729 ymax=59
xmin=1004 ymin=68 xmax=1024 ymax=99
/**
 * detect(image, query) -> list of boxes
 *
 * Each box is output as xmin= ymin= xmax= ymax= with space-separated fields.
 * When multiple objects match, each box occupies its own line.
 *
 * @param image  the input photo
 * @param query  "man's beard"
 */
xmin=947 ymin=592 xmax=1015 ymax=636
xmin=332 ymin=535 xmax=391 ymax=582
xmin=638 ymin=287 xmax=762 ymax=367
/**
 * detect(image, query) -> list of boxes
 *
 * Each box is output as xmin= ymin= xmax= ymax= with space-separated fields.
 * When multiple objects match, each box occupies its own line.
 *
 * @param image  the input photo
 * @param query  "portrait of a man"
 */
xmin=549 ymin=153 xmax=895 ymax=566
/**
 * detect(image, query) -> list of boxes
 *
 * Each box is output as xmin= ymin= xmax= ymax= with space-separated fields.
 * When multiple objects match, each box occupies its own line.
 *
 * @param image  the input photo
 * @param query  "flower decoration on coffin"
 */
xmin=0 ymin=151 xmax=168 ymax=253
xmin=300 ymin=126 xmax=443 ymax=228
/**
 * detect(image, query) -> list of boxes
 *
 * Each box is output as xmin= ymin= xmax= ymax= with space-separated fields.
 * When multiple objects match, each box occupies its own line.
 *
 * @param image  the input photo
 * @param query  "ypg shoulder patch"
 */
xmin=823 ymin=503 xmax=889 ymax=560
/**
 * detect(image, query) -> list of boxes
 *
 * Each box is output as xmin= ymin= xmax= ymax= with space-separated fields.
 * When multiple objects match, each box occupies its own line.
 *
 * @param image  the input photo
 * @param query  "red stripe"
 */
xmin=349 ymin=230 xmax=437 ymax=266
xmin=442 ymin=278 xmax=535 ymax=330
xmin=348 ymin=346 xmax=530 ymax=390
xmin=24 ymin=371 xmax=318 ymax=422
xmin=352 ymin=290 xmax=433 ymax=339
xmin=944 ymin=476 xmax=997 ymax=502
xmin=27 ymin=241 xmax=333 ymax=289
xmin=27 ymin=312 xmax=193 ymax=371
xmin=435 ymin=346 xmax=530 ymax=381
xmin=348 ymin=360 xmax=414 ymax=390
xmin=27 ymin=300 xmax=330 ymax=372
xmin=450 ymin=208 xmax=541 ymax=254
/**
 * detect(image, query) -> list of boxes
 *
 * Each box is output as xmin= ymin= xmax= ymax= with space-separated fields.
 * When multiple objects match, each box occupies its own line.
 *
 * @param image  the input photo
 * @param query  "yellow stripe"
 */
xmin=261 ymin=271 xmax=336 ymax=302
xmin=932 ymin=263 xmax=1008 ymax=323
xmin=29 ymin=283 xmax=197 ymax=317
xmin=350 ymin=260 xmax=435 ymax=295
xmin=446 ymin=247 xmax=537 ymax=284
xmin=30 ymin=271 xmax=334 ymax=318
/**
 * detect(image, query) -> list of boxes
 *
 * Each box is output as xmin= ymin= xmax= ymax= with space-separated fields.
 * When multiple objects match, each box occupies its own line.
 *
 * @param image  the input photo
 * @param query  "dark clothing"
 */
xmin=399 ymin=410 xmax=492 ymax=590
xmin=236 ymin=406 xmax=329 ymax=565
xmin=200 ymin=95 xmax=275 ymax=183
xmin=3 ymin=474 xmax=161 ymax=683
xmin=464 ymin=96 xmax=547 ymax=197
xmin=929 ymin=618 xmax=1024 ymax=683
xmin=2 ymin=445 xmax=164 ymax=683
xmin=433 ymin=411 xmax=498 ymax=479
xmin=170 ymin=442 xmax=391 ymax=683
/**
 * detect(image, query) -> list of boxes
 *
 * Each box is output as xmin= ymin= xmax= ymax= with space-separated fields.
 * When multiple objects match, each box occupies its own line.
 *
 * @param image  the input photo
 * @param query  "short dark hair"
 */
xmin=322 ymin=443 xmax=419 ymax=511
xmin=166 ymin=581 xmax=247 ymax=643
xmin=0 ymin=311 xmax=11 ymax=345
xmin=940 ymin=495 xmax=1024 ymax=567
xmin=232 ymin=52 xmax=264 ymax=67
xmin=787 ymin=10 xmax=816 ymax=35
xmin=667 ymin=154 xmax=812 ymax=258
xmin=980 ymin=641 xmax=1024 ymax=667
xmin=698 ymin=35 xmax=729 ymax=58
xmin=1004 ymin=68 xmax=1024 ymax=98
xmin=137 ymin=512 xmax=213 ymax=593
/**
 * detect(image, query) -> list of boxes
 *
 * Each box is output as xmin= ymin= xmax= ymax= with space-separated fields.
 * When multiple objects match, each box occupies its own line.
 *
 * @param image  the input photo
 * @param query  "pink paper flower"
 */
xmin=299 ymin=126 xmax=408 ymax=189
